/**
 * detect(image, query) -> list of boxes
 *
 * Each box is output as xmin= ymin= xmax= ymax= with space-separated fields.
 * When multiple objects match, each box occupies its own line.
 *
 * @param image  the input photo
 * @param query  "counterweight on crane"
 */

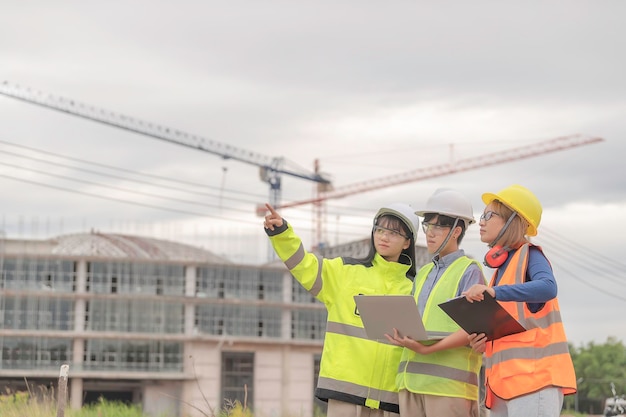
xmin=0 ymin=81 xmax=332 ymax=210
xmin=278 ymin=134 xmax=603 ymax=249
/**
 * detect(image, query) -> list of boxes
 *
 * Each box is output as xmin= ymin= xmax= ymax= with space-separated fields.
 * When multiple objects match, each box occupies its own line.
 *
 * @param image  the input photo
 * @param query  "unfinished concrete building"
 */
xmin=0 ymin=232 xmax=430 ymax=416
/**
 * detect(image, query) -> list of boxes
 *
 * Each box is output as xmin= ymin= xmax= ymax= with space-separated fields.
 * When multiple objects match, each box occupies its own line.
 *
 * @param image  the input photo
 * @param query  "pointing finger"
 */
xmin=265 ymin=203 xmax=278 ymax=216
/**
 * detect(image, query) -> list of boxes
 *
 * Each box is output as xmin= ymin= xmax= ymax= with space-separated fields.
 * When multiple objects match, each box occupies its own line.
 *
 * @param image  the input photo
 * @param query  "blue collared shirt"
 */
xmin=493 ymin=246 xmax=557 ymax=313
xmin=417 ymin=249 xmax=484 ymax=315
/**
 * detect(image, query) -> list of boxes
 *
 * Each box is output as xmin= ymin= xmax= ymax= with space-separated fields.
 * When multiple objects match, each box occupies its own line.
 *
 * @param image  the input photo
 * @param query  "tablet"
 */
xmin=354 ymin=294 xmax=447 ymax=341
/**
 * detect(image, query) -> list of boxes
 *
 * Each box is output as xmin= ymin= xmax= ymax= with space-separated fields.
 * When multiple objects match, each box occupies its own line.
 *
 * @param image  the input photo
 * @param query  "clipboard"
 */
xmin=438 ymin=291 xmax=526 ymax=341
xmin=354 ymin=295 xmax=447 ymax=341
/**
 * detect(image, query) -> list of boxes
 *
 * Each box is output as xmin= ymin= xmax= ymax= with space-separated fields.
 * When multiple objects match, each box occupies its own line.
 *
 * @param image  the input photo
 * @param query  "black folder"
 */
xmin=438 ymin=291 xmax=526 ymax=341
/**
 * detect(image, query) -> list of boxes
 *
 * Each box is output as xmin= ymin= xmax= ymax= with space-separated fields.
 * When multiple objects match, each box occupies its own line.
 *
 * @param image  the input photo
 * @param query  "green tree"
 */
xmin=565 ymin=336 xmax=626 ymax=415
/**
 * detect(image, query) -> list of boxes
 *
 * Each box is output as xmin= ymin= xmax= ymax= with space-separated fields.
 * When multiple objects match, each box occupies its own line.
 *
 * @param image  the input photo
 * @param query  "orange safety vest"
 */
xmin=484 ymin=243 xmax=577 ymax=408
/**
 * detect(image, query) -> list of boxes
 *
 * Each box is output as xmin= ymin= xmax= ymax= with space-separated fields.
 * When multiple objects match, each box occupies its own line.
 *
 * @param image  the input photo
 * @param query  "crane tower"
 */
xmin=0 ymin=81 xmax=332 ymax=210
xmin=0 ymin=81 xmax=603 ymax=253
xmin=279 ymin=135 xmax=603 ymax=249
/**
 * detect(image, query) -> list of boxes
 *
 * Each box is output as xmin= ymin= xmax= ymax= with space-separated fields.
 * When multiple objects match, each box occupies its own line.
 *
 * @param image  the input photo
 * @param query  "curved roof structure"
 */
xmin=47 ymin=232 xmax=230 ymax=263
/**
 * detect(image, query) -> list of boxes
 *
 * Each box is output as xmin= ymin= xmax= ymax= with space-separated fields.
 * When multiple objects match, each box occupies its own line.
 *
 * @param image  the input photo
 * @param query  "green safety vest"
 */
xmin=396 ymin=257 xmax=483 ymax=400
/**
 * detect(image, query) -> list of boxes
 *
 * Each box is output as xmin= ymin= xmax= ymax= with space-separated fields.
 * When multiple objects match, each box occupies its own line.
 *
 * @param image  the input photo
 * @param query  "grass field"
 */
xmin=0 ymin=386 xmax=253 ymax=417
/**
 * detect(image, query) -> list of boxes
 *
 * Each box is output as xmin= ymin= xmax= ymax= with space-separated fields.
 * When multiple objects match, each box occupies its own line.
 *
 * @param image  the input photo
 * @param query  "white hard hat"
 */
xmin=415 ymin=188 xmax=475 ymax=226
xmin=374 ymin=203 xmax=420 ymax=241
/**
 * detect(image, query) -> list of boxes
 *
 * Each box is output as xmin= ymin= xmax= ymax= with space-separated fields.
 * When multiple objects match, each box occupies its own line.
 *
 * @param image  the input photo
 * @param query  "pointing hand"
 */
xmin=263 ymin=203 xmax=284 ymax=231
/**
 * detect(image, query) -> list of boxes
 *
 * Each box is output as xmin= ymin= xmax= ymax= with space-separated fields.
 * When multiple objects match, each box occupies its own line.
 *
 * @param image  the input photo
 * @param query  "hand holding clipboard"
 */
xmin=438 ymin=291 xmax=526 ymax=341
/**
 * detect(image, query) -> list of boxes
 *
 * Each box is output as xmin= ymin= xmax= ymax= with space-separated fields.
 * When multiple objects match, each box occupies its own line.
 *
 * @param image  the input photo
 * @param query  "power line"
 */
xmin=0 ymin=159 xmax=254 ymax=213
xmin=534 ymin=226 xmax=626 ymax=302
xmin=549 ymin=261 xmax=626 ymax=303
xmin=0 ymin=139 xmax=362 ymax=221
xmin=0 ymin=172 xmax=258 ymax=225
xmin=0 ymin=168 xmax=373 ymax=239
xmin=5 ymin=141 xmax=619 ymax=281
xmin=0 ymin=138 xmax=379 ymax=237
xmin=537 ymin=229 xmax=626 ymax=287
xmin=541 ymin=226 xmax=626 ymax=273
xmin=0 ymin=139 xmax=268 ymax=200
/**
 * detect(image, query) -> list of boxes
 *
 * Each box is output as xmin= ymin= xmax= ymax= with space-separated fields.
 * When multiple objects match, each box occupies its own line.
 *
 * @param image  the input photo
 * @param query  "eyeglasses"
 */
xmin=421 ymin=222 xmax=450 ymax=235
xmin=373 ymin=226 xmax=409 ymax=240
xmin=480 ymin=211 xmax=501 ymax=222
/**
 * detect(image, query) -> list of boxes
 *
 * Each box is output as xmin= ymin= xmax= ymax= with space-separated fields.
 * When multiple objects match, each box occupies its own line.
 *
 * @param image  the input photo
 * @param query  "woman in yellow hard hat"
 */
xmin=463 ymin=184 xmax=577 ymax=417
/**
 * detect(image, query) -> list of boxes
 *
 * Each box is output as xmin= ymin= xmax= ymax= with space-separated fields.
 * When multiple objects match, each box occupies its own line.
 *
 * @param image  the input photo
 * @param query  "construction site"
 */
xmin=0 ymin=81 xmax=606 ymax=416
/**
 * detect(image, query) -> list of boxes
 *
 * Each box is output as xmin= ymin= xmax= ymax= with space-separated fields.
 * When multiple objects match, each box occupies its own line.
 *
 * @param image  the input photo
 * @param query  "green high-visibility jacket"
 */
xmin=267 ymin=221 xmax=413 ymax=413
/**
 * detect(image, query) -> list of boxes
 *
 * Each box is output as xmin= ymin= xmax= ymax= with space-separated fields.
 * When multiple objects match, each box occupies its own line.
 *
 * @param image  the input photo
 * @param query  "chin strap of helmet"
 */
xmin=483 ymin=212 xmax=517 ymax=268
xmin=432 ymin=218 xmax=460 ymax=261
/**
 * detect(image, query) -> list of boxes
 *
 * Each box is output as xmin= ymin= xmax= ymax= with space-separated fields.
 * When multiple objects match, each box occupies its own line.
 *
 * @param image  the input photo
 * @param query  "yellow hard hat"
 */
xmin=481 ymin=184 xmax=542 ymax=236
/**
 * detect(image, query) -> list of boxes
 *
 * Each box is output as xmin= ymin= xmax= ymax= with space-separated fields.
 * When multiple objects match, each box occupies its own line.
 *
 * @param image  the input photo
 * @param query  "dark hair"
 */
xmin=355 ymin=214 xmax=416 ymax=280
xmin=376 ymin=216 xmax=412 ymax=240
xmin=423 ymin=213 xmax=467 ymax=244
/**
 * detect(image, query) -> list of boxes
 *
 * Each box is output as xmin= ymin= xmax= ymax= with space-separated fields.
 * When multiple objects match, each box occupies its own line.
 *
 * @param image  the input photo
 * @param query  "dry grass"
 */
xmin=0 ymin=387 xmax=257 ymax=417
xmin=0 ymin=387 xmax=148 ymax=417
xmin=0 ymin=385 xmax=56 ymax=417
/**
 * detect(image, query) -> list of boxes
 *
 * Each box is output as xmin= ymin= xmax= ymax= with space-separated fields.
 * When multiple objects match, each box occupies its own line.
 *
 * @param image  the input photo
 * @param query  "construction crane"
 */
xmin=276 ymin=135 xmax=603 ymax=249
xmin=0 ymin=80 xmax=332 ymax=210
xmin=0 ymin=82 xmax=603 ymax=252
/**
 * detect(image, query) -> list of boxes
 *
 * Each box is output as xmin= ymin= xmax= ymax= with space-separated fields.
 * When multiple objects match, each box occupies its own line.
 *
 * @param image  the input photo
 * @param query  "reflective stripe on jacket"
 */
xmin=484 ymin=243 xmax=577 ymax=408
xmin=396 ymin=257 xmax=484 ymax=400
xmin=268 ymin=221 xmax=413 ymax=413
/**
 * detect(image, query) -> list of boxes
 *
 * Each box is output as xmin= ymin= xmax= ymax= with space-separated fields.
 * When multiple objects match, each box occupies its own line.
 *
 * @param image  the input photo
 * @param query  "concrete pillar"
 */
xmin=70 ymin=377 xmax=83 ymax=410
xmin=281 ymin=270 xmax=293 ymax=340
xmin=184 ymin=265 xmax=196 ymax=335
xmin=71 ymin=259 xmax=87 ymax=409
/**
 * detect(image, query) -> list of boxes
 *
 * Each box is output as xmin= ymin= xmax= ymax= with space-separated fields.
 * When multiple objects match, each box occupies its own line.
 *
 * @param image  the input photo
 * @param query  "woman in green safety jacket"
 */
xmin=386 ymin=189 xmax=486 ymax=417
xmin=263 ymin=202 xmax=420 ymax=417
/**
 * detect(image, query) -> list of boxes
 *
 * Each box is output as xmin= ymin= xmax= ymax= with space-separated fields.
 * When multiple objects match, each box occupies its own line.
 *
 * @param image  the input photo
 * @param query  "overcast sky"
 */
xmin=1 ymin=1 xmax=625 ymax=347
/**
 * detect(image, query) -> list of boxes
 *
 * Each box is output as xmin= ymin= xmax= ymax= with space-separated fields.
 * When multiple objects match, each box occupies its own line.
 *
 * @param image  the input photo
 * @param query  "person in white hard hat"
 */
xmin=386 ymin=188 xmax=486 ymax=417
xmin=264 ymin=202 xmax=420 ymax=417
